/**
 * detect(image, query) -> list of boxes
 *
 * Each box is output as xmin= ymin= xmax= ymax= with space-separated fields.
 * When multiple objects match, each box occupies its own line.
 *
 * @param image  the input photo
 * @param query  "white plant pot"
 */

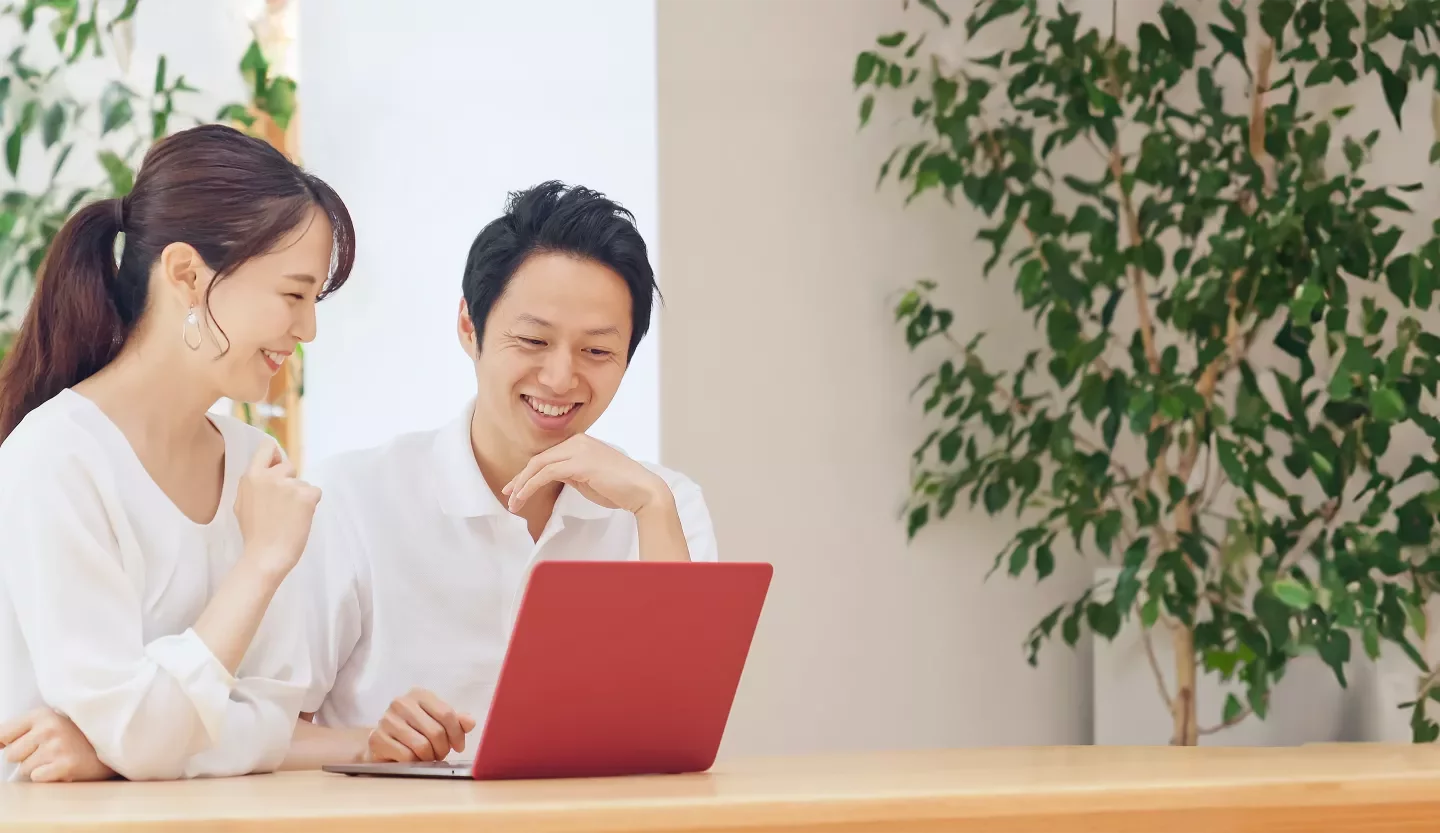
xmin=1365 ymin=668 xmax=1421 ymax=742
xmin=1091 ymin=567 xmax=1346 ymax=746
xmin=1353 ymin=593 xmax=1440 ymax=743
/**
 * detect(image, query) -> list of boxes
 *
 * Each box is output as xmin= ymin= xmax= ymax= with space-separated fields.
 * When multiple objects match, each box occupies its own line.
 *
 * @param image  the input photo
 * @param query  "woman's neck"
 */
xmin=74 ymin=332 xmax=223 ymax=450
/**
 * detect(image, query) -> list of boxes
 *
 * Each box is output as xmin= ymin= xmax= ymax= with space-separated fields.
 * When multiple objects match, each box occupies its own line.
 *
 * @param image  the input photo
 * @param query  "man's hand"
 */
xmin=367 ymin=688 xmax=476 ymax=762
xmin=0 ymin=709 xmax=115 ymax=782
xmin=503 ymin=434 xmax=671 ymax=515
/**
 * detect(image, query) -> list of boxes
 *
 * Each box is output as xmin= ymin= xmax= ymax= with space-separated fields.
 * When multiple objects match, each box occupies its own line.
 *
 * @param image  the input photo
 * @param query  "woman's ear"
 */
xmin=158 ymin=242 xmax=207 ymax=307
xmin=457 ymin=298 xmax=478 ymax=359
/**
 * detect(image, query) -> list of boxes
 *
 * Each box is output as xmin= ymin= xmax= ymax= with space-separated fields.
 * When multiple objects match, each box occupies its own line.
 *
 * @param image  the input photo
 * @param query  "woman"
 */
xmin=0 ymin=123 xmax=355 ymax=782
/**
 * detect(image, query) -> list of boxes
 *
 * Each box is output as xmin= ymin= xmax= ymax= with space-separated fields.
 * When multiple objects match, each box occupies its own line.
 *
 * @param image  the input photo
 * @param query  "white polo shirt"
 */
xmin=298 ymin=403 xmax=719 ymax=737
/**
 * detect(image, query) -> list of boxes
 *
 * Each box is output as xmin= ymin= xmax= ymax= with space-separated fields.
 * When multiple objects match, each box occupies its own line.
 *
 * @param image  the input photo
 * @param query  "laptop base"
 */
xmin=323 ymin=761 xmax=475 ymax=779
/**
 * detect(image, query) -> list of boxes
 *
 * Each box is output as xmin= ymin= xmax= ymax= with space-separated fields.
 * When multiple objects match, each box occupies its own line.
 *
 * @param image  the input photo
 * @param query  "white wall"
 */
xmin=297 ymin=0 xmax=660 ymax=465
xmin=657 ymin=0 xmax=1091 ymax=759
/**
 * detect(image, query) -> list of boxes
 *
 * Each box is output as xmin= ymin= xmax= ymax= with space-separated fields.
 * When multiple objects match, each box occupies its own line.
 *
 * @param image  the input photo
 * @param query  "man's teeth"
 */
xmin=525 ymin=396 xmax=575 ymax=417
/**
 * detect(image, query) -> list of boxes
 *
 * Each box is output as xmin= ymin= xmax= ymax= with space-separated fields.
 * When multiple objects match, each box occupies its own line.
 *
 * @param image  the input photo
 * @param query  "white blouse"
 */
xmin=0 ymin=389 xmax=309 ymax=782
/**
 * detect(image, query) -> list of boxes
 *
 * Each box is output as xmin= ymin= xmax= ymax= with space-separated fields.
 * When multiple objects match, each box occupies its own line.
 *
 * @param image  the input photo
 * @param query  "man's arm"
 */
xmin=640 ymin=473 xmax=719 ymax=563
xmin=502 ymin=436 xmax=718 ymax=564
xmin=279 ymin=720 xmax=372 ymax=770
xmin=636 ymin=489 xmax=691 ymax=562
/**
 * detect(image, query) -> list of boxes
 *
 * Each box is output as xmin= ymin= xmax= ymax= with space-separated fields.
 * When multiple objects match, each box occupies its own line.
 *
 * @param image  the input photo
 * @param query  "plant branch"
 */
xmin=1276 ymin=498 xmax=1342 ymax=574
xmin=1415 ymin=661 xmax=1440 ymax=701
xmin=1108 ymin=144 xmax=1161 ymax=378
xmin=1199 ymin=703 xmax=1254 ymax=735
xmin=1139 ymin=607 xmax=1173 ymax=707
xmin=1248 ymin=37 xmax=1278 ymax=196
xmin=1171 ymin=33 xmax=1275 ymax=540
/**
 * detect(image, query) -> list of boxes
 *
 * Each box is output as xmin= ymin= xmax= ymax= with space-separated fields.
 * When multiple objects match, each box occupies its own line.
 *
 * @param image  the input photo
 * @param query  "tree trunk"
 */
xmin=1170 ymin=623 xmax=1199 ymax=745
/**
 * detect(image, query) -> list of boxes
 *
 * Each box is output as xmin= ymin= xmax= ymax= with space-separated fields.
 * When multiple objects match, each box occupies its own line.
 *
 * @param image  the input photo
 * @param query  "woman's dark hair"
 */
xmin=462 ymin=180 xmax=658 ymax=362
xmin=0 ymin=123 xmax=355 ymax=443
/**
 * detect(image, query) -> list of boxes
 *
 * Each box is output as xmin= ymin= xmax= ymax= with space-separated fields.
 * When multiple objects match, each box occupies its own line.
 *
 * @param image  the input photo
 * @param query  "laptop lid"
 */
xmin=470 ymin=560 xmax=772 ymax=780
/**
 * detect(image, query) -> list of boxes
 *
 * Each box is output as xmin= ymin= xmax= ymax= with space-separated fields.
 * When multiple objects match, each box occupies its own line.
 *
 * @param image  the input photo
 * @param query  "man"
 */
xmin=298 ymin=181 xmax=717 ymax=764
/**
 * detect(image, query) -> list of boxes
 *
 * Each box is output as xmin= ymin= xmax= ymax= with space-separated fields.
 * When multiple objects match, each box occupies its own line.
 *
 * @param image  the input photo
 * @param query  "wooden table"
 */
xmin=5 ymin=745 xmax=1440 ymax=832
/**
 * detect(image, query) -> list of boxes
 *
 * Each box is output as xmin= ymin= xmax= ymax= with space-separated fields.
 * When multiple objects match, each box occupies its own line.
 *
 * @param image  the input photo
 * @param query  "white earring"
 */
xmin=182 ymin=306 xmax=202 ymax=351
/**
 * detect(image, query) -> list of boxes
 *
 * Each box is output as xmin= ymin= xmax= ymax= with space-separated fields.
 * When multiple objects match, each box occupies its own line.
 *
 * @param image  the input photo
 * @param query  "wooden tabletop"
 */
xmin=5 ymin=745 xmax=1440 ymax=833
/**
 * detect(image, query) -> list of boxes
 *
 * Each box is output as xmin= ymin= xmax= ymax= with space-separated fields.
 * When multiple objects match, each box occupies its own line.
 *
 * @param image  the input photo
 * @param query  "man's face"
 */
xmin=461 ymin=252 xmax=633 ymax=458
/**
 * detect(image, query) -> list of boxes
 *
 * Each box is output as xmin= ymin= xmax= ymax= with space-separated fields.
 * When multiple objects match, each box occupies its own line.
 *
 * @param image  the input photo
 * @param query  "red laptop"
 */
xmin=323 ymin=559 xmax=772 ymax=780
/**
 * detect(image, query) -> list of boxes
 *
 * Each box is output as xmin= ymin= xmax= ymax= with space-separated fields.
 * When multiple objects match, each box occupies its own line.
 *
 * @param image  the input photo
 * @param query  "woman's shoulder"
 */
xmin=0 ymin=390 xmax=115 ymax=494
xmin=0 ymin=389 xmax=106 ymax=461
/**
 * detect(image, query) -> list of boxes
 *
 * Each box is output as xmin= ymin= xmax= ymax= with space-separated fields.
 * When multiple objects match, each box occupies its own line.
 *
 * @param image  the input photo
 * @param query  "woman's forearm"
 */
xmin=192 ymin=554 xmax=287 ymax=674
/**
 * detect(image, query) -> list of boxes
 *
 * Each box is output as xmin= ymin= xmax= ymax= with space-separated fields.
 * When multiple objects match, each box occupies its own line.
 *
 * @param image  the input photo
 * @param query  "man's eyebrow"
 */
xmin=515 ymin=314 xmax=620 ymax=338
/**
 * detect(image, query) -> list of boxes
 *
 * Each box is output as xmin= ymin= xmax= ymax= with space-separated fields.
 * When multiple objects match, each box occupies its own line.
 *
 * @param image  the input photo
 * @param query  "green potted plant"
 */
xmin=857 ymin=0 xmax=1440 ymax=743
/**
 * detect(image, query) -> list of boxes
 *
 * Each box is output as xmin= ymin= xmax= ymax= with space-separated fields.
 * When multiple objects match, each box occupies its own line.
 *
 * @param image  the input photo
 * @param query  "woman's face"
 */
xmin=183 ymin=205 xmax=335 ymax=403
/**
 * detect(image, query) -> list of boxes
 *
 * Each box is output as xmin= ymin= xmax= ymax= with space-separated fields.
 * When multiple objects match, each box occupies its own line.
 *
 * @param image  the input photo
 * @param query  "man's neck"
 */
xmin=468 ymin=413 xmax=560 ymax=540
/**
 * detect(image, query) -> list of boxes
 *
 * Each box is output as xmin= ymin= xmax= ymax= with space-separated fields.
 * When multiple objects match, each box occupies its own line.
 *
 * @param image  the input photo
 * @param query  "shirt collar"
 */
xmin=433 ymin=401 xmax=617 ymax=521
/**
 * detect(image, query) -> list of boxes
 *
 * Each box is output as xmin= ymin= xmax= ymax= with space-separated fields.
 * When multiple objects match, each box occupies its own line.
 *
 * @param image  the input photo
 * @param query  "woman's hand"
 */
xmin=234 ymin=442 xmax=322 ymax=580
xmin=0 ymin=709 xmax=115 ymax=782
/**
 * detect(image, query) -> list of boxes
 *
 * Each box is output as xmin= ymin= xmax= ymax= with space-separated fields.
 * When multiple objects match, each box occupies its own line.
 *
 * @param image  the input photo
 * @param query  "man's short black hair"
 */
xmin=462 ymin=180 xmax=657 ymax=361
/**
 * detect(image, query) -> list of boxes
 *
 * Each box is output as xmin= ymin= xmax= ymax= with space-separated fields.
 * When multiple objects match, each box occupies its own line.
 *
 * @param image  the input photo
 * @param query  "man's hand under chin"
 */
xmin=501 ymin=435 xmax=693 ymax=562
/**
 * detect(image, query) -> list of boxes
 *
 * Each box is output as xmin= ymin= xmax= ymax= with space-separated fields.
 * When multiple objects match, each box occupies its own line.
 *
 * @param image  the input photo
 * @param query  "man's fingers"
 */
xmin=381 ymin=725 xmax=431 ymax=762
xmin=395 ymin=724 xmax=437 ymax=762
xmin=368 ymin=730 xmax=418 ymax=764
xmin=0 ymin=712 xmax=36 ymax=746
xmin=511 ymin=462 xmax=574 ymax=509
xmin=415 ymin=694 xmax=467 ymax=755
xmin=398 ymin=699 xmax=451 ymax=761
xmin=383 ymin=707 xmax=438 ymax=762
xmin=502 ymin=444 xmax=572 ymax=497
xmin=502 ymin=459 xmax=543 ymax=499
xmin=3 ymin=730 xmax=40 ymax=764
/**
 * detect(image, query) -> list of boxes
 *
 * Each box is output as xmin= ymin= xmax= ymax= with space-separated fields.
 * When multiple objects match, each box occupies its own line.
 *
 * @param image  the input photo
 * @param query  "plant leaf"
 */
xmin=97 ymin=150 xmax=134 ymax=195
xmin=41 ymin=102 xmax=63 ymax=149
xmin=1272 ymin=578 xmax=1314 ymax=610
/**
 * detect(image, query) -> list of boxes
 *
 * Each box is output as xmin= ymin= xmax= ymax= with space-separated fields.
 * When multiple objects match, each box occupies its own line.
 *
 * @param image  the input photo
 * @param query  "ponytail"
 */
xmin=0 ymin=198 xmax=127 ymax=444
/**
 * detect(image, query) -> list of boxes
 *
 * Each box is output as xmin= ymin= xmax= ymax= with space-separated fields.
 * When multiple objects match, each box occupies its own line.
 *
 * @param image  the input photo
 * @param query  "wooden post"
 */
xmin=232 ymin=0 xmax=305 ymax=470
